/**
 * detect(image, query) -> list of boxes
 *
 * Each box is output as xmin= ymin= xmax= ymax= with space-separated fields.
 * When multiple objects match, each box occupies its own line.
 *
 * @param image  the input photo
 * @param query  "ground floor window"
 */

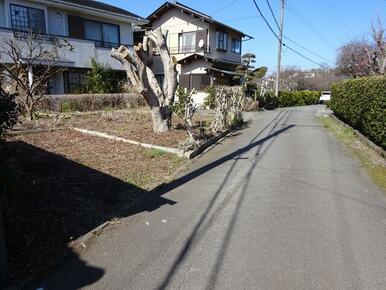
xmin=179 ymin=74 xmax=210 ymax=91
xmin=63 ymin=71 xmax=87 ymax=94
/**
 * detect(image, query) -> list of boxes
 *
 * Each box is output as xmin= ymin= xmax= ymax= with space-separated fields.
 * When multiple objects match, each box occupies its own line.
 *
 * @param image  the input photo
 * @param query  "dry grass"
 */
xmin=13 ymin=108 xmax=214 ymax=148
xmin=321 ymin=116 xmax=386 ymax=193
xmin=0 ymin=129 xmax=185 ymax=285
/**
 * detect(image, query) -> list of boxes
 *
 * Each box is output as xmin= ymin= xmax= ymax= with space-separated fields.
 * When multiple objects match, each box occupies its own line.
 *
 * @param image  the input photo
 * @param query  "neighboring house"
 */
xmin=143 ymin=1 xmax=253 ymax=96
xmin=0 ymin=0 xmax=147 ymax=94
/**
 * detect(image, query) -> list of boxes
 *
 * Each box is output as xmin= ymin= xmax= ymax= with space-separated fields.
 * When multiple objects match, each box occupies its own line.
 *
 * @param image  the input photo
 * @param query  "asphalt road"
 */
xmin=37 ymin=106 xmax=386 ymax=290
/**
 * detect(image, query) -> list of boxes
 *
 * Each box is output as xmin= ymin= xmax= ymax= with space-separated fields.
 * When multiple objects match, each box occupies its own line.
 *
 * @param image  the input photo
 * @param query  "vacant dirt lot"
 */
xmin=0 ymin=129 xmax=185 ymax=285
xmin=13 ymin=108 xmax=214 ymax=148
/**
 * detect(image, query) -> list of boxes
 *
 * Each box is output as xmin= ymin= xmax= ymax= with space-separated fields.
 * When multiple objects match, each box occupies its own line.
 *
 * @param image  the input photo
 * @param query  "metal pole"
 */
xmin=275 ymin=0 xmax=285 ymax=97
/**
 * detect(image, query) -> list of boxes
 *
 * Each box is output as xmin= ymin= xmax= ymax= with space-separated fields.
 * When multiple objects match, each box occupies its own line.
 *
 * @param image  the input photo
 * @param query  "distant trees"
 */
xmin=336 ymin=20 xmax=386 ymax=78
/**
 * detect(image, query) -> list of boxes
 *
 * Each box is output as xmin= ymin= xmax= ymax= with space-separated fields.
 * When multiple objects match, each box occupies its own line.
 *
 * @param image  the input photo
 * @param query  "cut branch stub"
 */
xmin=111 ymin=27 xmax=178 ymax=133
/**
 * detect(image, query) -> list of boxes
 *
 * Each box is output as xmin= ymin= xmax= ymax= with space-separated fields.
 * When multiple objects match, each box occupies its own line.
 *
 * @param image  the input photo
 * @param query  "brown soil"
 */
xmin=13 ymin=108 xmax=214 ymax=148
xmin=0 ymin=129 xmax=185 ymax=285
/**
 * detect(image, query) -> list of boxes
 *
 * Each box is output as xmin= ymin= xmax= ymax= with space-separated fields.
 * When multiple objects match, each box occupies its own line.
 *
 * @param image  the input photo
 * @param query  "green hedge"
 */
xmin=330 ymin=76 xmax=386 ymax=149
xmin=0 ymin=90 xmax=18 ymax=137
xmin=278 ymin=90 xmax=320 ymax=107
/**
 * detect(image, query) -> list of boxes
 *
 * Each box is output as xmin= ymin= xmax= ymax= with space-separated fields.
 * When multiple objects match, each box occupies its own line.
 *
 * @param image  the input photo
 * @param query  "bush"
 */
xmin=86 ymin=59 xmax=120 ymax=93
xmin=0 ymin=89 xmax=19 ymax=137
xmin=278 ymin=90 xmax=320 ymax=107
xmin=37 ymin=93 xmax=146 ymax=112
xmin=204 ymin=86 xmax=216 ymax=109
xmin=330 ymin=76 xmax=386 ymax=149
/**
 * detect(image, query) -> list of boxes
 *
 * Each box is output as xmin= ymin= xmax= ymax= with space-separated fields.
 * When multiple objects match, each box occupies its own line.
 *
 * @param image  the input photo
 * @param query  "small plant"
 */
xmin=146 ymin=148 xmax=166 ymax=158
xmin=171 ymin=87 xmax=199 ymax=140
xmin=204 ymin=86 xmax=216 ymax=109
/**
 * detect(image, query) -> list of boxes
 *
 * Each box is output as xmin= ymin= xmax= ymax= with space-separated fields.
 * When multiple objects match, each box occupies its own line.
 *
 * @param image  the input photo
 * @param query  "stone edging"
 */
xmin=72 ymin=128 xmax=186 ymax=157
xmin=330 ymin=114 xmax=385 ymax=159
xmin=184 ymin=129 xmax=233 ymax=159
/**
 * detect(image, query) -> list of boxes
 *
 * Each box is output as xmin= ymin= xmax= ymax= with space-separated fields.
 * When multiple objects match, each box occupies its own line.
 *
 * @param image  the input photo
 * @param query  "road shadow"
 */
xmin=2 ymin=108 xmax=294 ymax=289
xmin=0 ymin=140 xmax=174 ymax=288
xmin=154 ymin=109 xmax=294 ymax=289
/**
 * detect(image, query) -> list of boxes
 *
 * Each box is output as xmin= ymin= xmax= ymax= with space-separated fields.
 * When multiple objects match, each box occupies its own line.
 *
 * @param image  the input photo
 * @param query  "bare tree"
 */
xmin=365 ymin=19 xmax=386 ymax=76
xmin=0 ymin=33 xmax=71 ymax=120
xmin=336 ymin=40 xmax=372 ymax=78
xmin=111 ymin=28 xmax=178 ymax=133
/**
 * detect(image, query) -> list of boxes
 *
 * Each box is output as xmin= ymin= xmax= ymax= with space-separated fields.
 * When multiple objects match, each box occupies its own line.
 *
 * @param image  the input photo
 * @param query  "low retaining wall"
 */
xmin=330 ymin=114 xmax=386 ymax=159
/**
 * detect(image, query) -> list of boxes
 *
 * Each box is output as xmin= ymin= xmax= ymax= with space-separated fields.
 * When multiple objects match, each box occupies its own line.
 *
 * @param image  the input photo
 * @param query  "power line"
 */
xmin=283 ymin=36 xmax=334 ymax=64
xmin=285 ymin=0 xmax=335 ymax=48
xmin=263 ymin=0 xmax=332 ymax=64
xmin=265 ymin=0 xmax=280 ymax=30
xmin=325 ymin=0 xmax=355 ymax=35
xmin=211 ymin=0 xmax=241 ymax=15
xmin=251 ymin=0 xmax=281 ymax=41
xmin=284 ymin=45 xmax=330 ymax=69
xmin=250 ymin=0 xmax=331 ymax=70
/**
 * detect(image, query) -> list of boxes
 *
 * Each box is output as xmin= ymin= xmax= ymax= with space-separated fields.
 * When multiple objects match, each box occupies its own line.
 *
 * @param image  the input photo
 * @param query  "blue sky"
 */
xmin=102 ymin=0 xmax=386 ymax=73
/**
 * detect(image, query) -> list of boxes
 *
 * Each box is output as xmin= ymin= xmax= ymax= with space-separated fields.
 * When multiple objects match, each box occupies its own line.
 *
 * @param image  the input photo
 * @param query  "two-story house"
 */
xmin=144 ymin=1 xmax=253 ymax=94
xmin=0 ymin=0 xmax=147 ymax=94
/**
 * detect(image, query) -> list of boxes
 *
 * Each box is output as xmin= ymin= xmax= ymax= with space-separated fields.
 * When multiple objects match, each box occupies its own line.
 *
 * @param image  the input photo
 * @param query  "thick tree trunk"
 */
xmin=150 ymin=106 xmax=171 ymax=133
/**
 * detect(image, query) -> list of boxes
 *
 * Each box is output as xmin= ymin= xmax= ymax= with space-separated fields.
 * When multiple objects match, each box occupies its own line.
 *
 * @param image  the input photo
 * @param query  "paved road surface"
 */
xmin=37 ymin=106 xmax=386 ymax=290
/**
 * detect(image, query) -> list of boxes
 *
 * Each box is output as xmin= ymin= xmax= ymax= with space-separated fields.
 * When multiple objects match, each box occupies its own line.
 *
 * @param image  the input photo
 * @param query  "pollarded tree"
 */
xmin=111 ymin=28 xmax=178 ymax=133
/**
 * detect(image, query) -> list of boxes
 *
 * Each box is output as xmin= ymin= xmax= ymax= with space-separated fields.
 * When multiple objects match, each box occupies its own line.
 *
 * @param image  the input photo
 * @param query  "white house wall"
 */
xmin=152 ymin=8 xmax=209 ymax=62
xmin=0 ymin=0 xmax=135 ymax=70
xmin=181 ymin=59 xmax=211 ymax=75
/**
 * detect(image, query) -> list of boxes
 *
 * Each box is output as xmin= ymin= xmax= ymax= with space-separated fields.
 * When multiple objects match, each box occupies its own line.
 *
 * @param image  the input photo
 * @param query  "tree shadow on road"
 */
xmin=155 ymin=108 xmax=294 ymax=289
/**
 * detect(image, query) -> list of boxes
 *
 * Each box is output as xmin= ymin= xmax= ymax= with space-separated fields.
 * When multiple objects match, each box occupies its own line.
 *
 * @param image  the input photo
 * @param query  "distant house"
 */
xmin=0 ymin=0 xmax=147 ymax=94
xmin=143 ymin=1 xmax=253 ymax=94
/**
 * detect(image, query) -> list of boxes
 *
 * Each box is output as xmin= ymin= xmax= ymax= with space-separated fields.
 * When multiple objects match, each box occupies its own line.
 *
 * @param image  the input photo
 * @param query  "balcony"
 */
xmin=12 ymin=30 xmax=124 ymax=49
xmin=0 ymin=27 xmax=130 ymax=70
xmin=169 ymin=45 xmax=210 ymax=55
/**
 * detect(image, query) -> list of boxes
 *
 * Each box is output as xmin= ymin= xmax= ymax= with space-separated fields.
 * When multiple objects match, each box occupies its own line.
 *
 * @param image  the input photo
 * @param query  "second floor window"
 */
xmin=231 ymin=38 xmax=241 ymax=53
xmin=178 ymin=31 xmax=196 ymax=53
xmin=10 ymin=4 xmax=46 ymax=33
xmin=84 ymin=20 xmax=119 ymax=48
xmin=216 ymin=31 xmax=228 ymax=51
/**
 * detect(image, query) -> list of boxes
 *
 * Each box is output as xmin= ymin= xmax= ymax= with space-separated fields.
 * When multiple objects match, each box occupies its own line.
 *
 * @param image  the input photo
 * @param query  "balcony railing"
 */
xmin=10 ymin=29 xmax=127 ymax=49
xmin=169 ymin=45 xmax=210 ymax=54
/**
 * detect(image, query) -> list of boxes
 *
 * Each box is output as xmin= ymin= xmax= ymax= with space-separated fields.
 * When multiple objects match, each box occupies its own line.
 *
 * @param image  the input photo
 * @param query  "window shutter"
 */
xmin=68 ymin=15 xmax=85 ymax=39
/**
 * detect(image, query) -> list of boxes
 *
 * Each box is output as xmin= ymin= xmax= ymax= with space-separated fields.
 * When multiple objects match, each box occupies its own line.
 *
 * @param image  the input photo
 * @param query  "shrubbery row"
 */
xmin=37 ymin=93 xmax=146 ymax=112
xmin=0 ymin=89 xmax=18 ymax=137
xmin=278 ymin=90 xmax=320 ymax=107
xmin=330 ymin=76 xmax=386 ymax=149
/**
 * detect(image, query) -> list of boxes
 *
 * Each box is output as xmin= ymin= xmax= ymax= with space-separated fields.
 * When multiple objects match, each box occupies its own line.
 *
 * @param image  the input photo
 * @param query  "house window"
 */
xmin=178 ymin=31 xmax=196 ymax=53
xmin=231 ymin=38 xmax=241 ymax=53
xmin=216 ymin=31 xmax=228 ymax=51
xmin=10 ymin=4 xmax=46 ymax=33
xmin=84 ymin=20 xmax=120 ymax=48
xmin=63 ymin=71 xmax=87 ymax=94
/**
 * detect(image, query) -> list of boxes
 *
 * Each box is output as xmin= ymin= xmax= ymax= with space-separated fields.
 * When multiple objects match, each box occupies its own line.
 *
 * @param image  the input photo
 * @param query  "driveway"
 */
xmin=36 ymin=106 xmax=386 ymax=290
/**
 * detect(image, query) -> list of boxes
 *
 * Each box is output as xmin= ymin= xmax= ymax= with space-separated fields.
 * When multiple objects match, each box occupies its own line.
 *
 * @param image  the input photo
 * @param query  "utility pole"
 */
xmin=275 ymin=0 xmax=285 ymax=97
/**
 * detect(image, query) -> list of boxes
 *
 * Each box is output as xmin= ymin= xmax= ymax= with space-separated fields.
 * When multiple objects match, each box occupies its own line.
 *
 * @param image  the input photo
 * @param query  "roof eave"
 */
xmin=44 ymin=0 xmax=148 ymax=24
